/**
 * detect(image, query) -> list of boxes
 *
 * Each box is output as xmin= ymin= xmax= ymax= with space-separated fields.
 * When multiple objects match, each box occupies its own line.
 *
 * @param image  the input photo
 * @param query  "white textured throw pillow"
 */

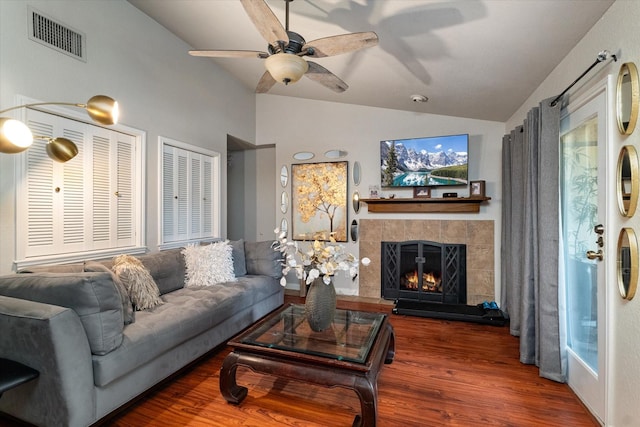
xmin=182 ymin=244 xmax=215 ymax=287
xmin=182 ymin=241 xmax=236 ymax=287
xmin=209 ymin=240 xmax=237 ymax=284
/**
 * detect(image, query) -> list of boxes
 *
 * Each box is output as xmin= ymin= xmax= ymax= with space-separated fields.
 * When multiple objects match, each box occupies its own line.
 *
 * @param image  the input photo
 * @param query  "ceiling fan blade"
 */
xmin=240 ymin=0 xmax=288 ymax=47
xmin=305 ymin=61 xmax=348 ymax=93
xmin=256 ymin=70 xmax=277 ymax=93
xmin=189 ymin=50 xmax=269 ymax=59
xmin=303 ymin=32 xmax=378 ymax=58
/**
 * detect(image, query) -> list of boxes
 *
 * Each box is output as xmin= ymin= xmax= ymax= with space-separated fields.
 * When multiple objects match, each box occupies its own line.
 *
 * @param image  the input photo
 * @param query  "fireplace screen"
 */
xmin=382 ymin=241 xmax=466 ymax=304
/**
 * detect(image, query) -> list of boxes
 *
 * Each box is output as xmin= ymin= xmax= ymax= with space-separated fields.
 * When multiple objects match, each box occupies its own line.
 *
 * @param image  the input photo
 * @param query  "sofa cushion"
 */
xmin=112 ymin=255 xmax=163 ymax=311
xmin=84 ymin=262 xmax=135 ymax=325
xmin=0 ymin=272 xmax=124 ymax=355
xmin=135 ymin=248 xmax=186 ymax=295
xmin=245 ymin=241 xmax=282 ymax=279
xmin=91 ymin=275 xmax=282 ymax=386
xmin=230 ymin=239 xmax=247 ymax=276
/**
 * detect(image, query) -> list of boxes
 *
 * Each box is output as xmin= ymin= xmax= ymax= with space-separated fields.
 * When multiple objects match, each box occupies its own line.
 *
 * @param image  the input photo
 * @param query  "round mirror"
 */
xmin=352 ymin=191 xmax=360 ymax=213
xmin=280 ymin=218 xmax=288 ymax=237
xmin=350 ymin=219 xmax=358 ymax=242
xmin=293 ymin=151 xmax=314 ymax=161
xmin=280 ymin=165 xmax=288 ymax=187
xmin=324 ymin=149 xmax=348 ymax=159
xmin=353 ymin=161 xmax=361 ymax=186
xmin=616 ymin=62 xmax=639 ymax=135
xmin=617 ymin=227 xmax=638 ymax=300
xmin=280 ymin=191 xmax=288 ymax=214
xmin=617 ymin=145 xmax=639 ymax=217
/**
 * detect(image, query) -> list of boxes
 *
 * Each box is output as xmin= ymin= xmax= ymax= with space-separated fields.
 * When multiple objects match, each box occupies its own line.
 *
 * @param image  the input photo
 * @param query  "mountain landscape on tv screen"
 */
xmin=380 ymin=140 xmax=468 ymax=187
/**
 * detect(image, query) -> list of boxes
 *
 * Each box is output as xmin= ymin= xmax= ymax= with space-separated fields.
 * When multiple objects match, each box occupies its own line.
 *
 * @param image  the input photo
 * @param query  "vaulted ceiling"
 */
xmin=128 ymin=0 xmax=614 ymax=122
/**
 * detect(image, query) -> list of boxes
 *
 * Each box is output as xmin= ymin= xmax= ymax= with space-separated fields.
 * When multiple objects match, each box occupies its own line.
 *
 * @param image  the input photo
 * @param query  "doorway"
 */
xmin=559 ymin=85 xmax=607 ymax=423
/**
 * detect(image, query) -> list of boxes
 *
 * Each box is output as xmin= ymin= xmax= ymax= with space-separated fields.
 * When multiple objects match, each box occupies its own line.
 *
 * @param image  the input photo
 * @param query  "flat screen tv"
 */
xmin=380 ymin=134 xmax=469 ymax=187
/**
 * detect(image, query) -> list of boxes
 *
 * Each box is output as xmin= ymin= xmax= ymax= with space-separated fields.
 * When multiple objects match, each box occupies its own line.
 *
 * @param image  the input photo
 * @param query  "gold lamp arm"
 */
xmin=0 ymin=95 xmax=119 ymax=125
xmin=0 ymin=95 xmax=118 ymax=160
xmin=0 ymin=102 xmax=84 ymax=115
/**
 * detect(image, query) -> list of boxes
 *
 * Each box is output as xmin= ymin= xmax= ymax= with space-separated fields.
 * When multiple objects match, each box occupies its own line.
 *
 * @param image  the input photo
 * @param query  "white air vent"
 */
xmin=28 ymin=7 xmax=86 ymax=62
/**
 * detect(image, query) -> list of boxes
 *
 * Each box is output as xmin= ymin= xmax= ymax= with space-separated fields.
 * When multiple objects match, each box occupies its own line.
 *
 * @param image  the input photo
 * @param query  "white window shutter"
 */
xmin=16 ymin=108 xmax=143 ymax=266
xmin=162 ymin=146 xmax=175 ymax=242
xmin=203 ymin=156 xmax=214 ymax=235
xmin=190 ymin=155 xmax=201 ymax=236
xmin=92 ymin=133 xmax=112 ymax=248
xmin=115 ymin=136 xmax=135 ymax=246
xmin=60 ymin=127 xmax=85 ymax=250
xmin=159 ymin=138 xmax=220 ymax=246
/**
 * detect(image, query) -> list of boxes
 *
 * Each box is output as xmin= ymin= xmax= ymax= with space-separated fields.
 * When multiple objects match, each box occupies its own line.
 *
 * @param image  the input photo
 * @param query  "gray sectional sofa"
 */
xmin=0 ymin=240 xmax=284 ymax=427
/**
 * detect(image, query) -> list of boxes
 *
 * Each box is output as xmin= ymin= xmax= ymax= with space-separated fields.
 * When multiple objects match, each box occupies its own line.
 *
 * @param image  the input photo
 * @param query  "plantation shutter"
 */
xmin=161 ymin=140 xmax=219 ymax=245
xmin=115 ymin=136 xmax=135 ymax=246
xmin=16 ymin=108 xmax=140 ymax=263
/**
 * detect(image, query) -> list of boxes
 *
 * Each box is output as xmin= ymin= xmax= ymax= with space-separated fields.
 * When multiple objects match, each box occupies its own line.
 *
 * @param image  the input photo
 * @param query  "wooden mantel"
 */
xmin=361 ymin=197 xmax=491 ymax=213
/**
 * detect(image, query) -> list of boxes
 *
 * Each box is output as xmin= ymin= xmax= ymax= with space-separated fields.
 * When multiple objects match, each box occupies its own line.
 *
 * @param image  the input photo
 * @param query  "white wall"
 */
xmin=0 ymin=0 xmax=256 ymax=274
xmin=256 ymin=95 xmax=505 ymax=296
xmin=507 ymin=1 xmax=640 ymax=425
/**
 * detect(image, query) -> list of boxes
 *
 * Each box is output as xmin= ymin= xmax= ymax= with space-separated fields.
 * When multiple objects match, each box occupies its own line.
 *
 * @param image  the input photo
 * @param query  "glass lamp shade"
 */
xmin=85 ymin=95 xmax=119 ymax=125
xmin=45 ymin=137 xmax=78 ymax=162
xmin=0 ymin=117 xmax=34 ymax=154
xmin=265 ymin=53 xmax=309 ymax=85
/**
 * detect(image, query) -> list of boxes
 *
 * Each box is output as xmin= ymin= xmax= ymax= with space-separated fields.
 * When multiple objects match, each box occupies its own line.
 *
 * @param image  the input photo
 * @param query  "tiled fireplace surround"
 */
xmin=358 ymin=219 xmax=495 ymax=305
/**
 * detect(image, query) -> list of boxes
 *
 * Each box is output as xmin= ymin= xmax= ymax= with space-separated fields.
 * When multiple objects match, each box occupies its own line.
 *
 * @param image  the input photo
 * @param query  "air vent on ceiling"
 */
xmin=28 ymin=7 xmax=86 ymax=62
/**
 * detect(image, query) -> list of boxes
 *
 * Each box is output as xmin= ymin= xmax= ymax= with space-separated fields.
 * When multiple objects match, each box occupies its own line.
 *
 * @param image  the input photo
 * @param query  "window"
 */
xmin=160 ymin=137 xmax=220 ymax=248
xmin=15 ymin=108 xmax=145 ymax=269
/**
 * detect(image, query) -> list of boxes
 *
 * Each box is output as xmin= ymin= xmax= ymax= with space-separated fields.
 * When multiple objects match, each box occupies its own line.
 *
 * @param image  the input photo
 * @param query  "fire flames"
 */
xmin=401 ymin=270 xmax=442 ymax=292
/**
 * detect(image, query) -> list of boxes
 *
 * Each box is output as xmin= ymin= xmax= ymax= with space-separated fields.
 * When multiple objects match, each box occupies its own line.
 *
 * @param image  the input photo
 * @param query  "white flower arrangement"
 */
xmin=272 ymin=228 xmax=371 ymax=287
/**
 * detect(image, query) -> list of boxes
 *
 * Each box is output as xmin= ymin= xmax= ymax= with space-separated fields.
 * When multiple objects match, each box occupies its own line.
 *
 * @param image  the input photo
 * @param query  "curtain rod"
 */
xmin=549 ymin=50 xmax=617 ymax=107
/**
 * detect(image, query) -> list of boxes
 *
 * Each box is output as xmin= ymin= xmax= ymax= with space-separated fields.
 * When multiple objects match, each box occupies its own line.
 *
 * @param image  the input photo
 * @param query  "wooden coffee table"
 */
xmin=220 ymin=303 xmax=395 ymax=427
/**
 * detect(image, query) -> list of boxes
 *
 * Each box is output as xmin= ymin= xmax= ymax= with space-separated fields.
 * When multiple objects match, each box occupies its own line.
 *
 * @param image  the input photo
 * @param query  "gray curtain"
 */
xmin=501 ymin=96 xmax=565 ymax=382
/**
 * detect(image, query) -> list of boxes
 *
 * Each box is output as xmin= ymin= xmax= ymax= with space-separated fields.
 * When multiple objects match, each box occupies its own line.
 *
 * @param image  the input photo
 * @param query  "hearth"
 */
xmin=381 ymin=240 xmax=466 ymax=304
xmin=380 ymin=240 xmax=504 ymax=325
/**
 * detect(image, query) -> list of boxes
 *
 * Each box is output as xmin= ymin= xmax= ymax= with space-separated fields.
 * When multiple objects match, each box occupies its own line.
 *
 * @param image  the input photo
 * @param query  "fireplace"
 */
xmin=381 ymin=240 xmax=466 ymax=304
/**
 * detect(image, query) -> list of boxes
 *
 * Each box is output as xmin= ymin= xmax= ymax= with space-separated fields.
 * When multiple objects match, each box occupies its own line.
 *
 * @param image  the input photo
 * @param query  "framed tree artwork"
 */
xmin=291 ymin=161 xmax=348 ymax=242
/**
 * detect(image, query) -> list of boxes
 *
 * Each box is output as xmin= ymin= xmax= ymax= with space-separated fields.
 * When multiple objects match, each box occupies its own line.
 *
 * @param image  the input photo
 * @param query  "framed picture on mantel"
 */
xmin=470 ymin=180 xmax=486 ymax=197
xmin=413 ymin=186 xmax=431 ymax=198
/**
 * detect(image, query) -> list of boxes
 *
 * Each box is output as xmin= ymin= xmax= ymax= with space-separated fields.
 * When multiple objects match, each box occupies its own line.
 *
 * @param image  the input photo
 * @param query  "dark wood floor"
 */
xmin=3 ymin=296 xmax=600 ymax=426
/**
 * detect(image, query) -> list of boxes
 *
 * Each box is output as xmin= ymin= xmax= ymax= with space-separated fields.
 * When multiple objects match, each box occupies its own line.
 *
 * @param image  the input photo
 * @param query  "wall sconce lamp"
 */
xmin=0 ymin=95 xmax=119 ymax=162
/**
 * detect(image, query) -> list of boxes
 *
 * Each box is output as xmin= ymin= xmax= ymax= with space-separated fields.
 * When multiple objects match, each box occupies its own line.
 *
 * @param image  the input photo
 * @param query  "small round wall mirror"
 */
xmin=280 ymin=191 xmax=288 ymax=214
xmin=352 ymin=191 xmax=360 ymax=213
xmin=353 ymin=161 xmax=361 ymax=186
xmin=280 ymin=165 xmax=288 ymax=187
xmin=617 ymin=145 xmax=639 ymax=217
xmin=293 ymin=151 xmax=314 ymax=161
xmin=280 ymin=218 xmax=288 ymax=237
xmin=325 ymin=149 xmax=348 ymax=159
xmin=350 ymin=219 xmax=358 ymax=242
xmin=617 ymin=227 xmax=638 ymax=300
xmin=616 ymin=62 xmax=639 ymax=135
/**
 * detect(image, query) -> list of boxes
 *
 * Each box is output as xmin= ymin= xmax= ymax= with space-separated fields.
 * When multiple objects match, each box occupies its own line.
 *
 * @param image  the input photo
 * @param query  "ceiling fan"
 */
xmin=189 ymin=0 xmax=378 ymax=93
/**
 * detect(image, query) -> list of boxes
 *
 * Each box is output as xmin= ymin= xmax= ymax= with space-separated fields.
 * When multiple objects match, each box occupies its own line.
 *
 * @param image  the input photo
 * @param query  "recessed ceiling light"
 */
xmin=411 ymin=94 xmax=428 ymax=103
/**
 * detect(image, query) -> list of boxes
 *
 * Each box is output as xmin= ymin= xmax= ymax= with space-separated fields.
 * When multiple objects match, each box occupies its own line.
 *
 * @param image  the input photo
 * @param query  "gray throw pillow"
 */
xmin=229 ymin=239 xmax=247 ymax=276
xmin=84 ymin=261 xmax=135 ymax=325
xmin=244 ymin=241 xmax=282 ymax=279
xmin=0 ymin=272 xmax=124 ymax=355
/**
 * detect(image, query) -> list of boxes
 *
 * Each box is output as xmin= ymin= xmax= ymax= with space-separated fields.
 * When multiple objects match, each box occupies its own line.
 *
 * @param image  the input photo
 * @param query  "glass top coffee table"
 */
xmin=220 ymin=304 xmax=395 ymax=427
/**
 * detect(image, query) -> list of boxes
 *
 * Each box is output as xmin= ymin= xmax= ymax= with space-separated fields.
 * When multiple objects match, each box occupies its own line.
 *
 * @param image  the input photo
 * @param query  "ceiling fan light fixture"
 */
xmin=265 ymin=53 xmax=308 ymax=85
xmin=0 ymin=117 xmax=34 ymax=154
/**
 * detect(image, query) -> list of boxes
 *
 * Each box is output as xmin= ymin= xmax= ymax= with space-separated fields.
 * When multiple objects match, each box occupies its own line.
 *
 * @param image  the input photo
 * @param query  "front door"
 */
xmin=559 ymin=85 xmax=607 ymax=423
